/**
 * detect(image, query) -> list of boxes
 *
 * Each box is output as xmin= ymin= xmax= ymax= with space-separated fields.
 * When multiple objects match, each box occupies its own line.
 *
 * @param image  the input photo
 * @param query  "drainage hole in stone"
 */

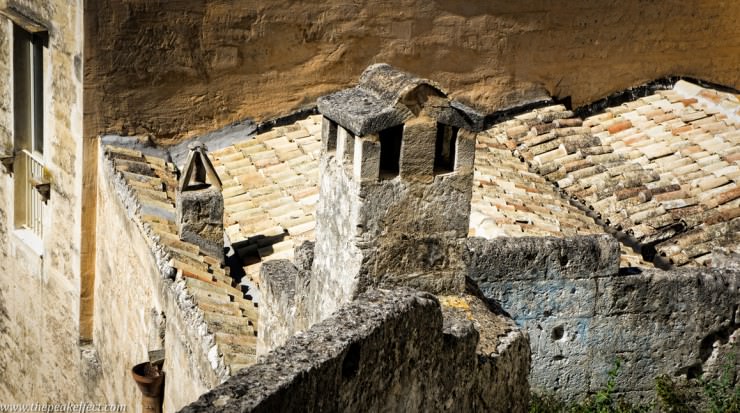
xmin=551 ymin=325 xmax=565 ymax=341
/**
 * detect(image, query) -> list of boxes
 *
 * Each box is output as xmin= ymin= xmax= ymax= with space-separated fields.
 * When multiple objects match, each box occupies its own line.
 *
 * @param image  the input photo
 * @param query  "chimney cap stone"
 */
xmin=178 ymin=141 xmax=222 ymax=191
xmin=317 ymin=63 xmax=484 ymax=136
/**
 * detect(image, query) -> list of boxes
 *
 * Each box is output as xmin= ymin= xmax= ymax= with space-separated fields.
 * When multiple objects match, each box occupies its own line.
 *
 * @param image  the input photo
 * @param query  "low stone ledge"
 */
xmin=465 ymin=234 xmax=620 ymax=289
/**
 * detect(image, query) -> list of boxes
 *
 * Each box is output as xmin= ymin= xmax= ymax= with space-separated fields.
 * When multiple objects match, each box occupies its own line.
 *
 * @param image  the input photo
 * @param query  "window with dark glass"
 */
xmin=13 ymin=23 xmax=44 ymax=155
xmin=12 ymin=22 xmax=47 ymax=239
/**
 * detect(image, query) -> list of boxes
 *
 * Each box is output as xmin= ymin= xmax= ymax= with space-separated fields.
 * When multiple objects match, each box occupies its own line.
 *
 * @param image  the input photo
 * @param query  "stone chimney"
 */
xmin=306 ymin=64 xmax=484 ymax=323
xmin=176 ymin=142 xmax=224 ymax=262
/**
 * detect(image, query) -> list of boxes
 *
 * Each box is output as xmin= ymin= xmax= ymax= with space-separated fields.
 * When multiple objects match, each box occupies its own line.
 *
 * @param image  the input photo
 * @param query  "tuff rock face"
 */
xmin=86 ymin=1 xmax=740 ymax=143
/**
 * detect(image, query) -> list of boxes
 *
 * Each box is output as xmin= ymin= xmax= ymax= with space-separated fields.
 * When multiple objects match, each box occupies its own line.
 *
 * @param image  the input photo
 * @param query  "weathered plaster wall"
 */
xmin=84 ymin=0 xmax=740 ymax=143
xmin=94 ymin=152 xmax=224 ymax=412
xmin=467 ymin=235 xmax=740 ymax=401
xmin=0 ymin=0 xmax=86 ymax=402
xmin=184 ymin=288 xmax=531 ymax=413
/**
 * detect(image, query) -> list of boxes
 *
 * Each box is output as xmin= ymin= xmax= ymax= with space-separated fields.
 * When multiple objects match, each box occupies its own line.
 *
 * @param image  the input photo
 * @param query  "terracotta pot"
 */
xmin=131 ymin=361 xmax=165 ymax=413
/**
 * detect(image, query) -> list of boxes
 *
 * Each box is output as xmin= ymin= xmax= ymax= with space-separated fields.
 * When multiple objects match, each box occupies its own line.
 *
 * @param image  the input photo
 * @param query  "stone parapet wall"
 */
xmin=466 ymin=234 xmax=740 ymax=401
xmin=94 ymin=146 xmax=224 ymax=411
xmin=466 ymin=234 xmax=621 ymax=286
xmin=182 ymin=288 xmax=530 ymax=413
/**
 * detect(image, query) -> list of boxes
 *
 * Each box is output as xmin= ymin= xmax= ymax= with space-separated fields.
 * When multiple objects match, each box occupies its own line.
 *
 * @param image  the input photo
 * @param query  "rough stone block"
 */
xmin=488 ymin=279 xmax=597 ymax=320
xmin=594 ymin=268 xmax=737 ymax=317
xmin=399 ymin=116 xmax=435 ymax=181
xmin=353 ymin=136 xmax=380 ymax=182
xmin=293 ymin=240 xmax=315 ymax=272
xmin=529 ymin=353 xmax=592 ymax=396
xmin=176 ymin=186 xmax=225 ymax=260
xmin=587 ymin=352 xmax=658 ymax=393
xmin=465 ymin=234 xmax=620 ymax=283
xmin=455 ymin=129 xmax=477 ymax=173
xmin=372 ymin=236 xmax=467 ymax=295
xmin=356 ymin=171 xmax=472 ymax=240
xmin=523 ymin=317 xmax=592 ymax=359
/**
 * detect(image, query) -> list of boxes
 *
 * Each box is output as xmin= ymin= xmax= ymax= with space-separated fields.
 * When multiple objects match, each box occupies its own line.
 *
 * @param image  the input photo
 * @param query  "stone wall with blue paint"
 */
xmin=466 ymin=234 xmax=740 ymax=402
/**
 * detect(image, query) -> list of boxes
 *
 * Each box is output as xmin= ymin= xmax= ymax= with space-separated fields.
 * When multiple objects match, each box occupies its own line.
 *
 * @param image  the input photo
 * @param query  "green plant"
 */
xmin=529 ymin=352 xmax=740 ymax=413
xmin=593 ymin=358 xmax=621 ymax=411
xmin=655 ymin=374 xmax=695 ymax=413
xmin=699 ymin=353 xmax=740 ymax=413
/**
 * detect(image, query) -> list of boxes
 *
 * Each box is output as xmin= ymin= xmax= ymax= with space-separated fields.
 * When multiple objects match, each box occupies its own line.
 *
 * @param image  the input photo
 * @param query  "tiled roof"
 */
xmin=102 ymin=80 xmax=738 ymax=377
xmin=103 ymin=145 xmax=259 ymax=373
xmin=209 ymin=116 xmax=323 ymax=283
xmin=500 ymin=80 xmax=739 ymax=267
xmin=473 ymin=119 xmax=652 ymax=269
xmin=211 ymin=115 xmax=652 ymax=271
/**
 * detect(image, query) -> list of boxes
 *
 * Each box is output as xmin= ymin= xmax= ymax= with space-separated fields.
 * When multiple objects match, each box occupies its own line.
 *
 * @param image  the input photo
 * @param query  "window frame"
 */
xmin=10 ymin=20 xmax=48 ymax=245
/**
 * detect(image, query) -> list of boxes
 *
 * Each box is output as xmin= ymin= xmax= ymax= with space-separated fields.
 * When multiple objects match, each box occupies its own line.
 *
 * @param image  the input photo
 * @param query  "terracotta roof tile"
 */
xmin=497 ymin=80 xmax=739 ymax=267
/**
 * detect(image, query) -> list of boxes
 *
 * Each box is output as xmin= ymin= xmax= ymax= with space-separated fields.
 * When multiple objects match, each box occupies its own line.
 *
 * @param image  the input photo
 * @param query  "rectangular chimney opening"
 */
xmin=434 ymin=123 xmax=457 ymax=174
xmin=324 ymin=118 xmax=338 ymax=153
xmin=378 ymin=125 xmax=403 ymax=180
xmin=345 ymin=131 xmax=355 ymax=165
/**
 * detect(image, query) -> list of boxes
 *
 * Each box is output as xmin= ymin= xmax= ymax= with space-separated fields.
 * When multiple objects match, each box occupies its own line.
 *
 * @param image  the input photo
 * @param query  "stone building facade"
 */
xmin=0 ymin=0 xmax=88 ymax=402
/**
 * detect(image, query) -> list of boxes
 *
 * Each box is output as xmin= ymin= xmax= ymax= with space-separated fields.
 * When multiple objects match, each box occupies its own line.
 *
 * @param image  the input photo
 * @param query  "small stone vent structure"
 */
xmin=176 ymin=142 xmax=225 ymax=262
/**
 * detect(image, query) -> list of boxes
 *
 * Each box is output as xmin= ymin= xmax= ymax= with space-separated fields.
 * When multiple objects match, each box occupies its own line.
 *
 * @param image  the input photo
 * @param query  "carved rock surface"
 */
xmin=86 ymin=1 xmax=740 ymax=143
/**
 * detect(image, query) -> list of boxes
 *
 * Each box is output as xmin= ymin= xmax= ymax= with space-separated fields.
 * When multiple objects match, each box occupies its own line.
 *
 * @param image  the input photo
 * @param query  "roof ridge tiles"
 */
xmin=103 ymin=143 xmax=261 ymax=377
